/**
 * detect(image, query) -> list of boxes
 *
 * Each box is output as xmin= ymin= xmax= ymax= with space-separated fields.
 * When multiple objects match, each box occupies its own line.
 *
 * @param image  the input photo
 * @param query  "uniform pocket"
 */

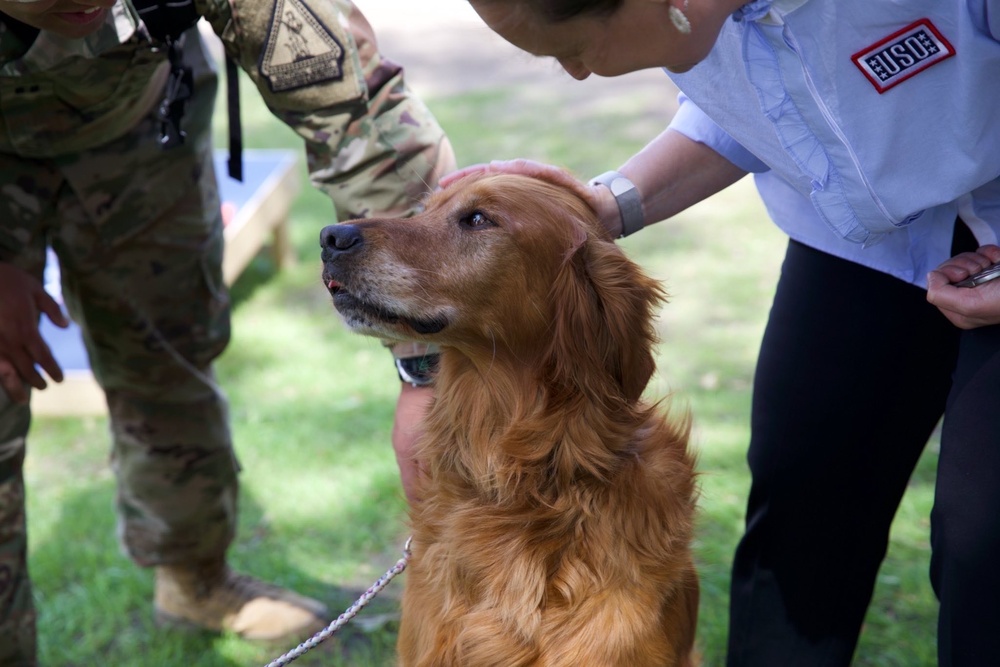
xmin=1 ymin=43 xmax=169 ymax=157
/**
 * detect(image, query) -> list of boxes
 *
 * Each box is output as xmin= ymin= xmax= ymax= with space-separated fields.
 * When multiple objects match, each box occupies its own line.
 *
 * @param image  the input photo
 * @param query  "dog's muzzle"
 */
xmin=320 ymin=223 xmax=364 ymax=290
xmin=317 ymin=223 xmax=449 ymax=335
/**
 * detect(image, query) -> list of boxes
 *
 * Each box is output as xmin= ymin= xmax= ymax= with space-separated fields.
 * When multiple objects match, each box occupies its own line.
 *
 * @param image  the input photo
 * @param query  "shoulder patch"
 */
xmin=259 ymin=0 xmax=345 ymax=93
xmin=851 ymin=19 xmax=954 ymax=94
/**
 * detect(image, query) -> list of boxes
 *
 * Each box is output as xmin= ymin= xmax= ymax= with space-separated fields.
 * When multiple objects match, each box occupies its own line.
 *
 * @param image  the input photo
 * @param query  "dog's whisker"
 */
xmin=405 ymin=161 xmax=432 ymax=193
xmin=397 ymin=265 xmax=441 ymax=277
xmin=488 ymin=329 xmax=497 ymax=376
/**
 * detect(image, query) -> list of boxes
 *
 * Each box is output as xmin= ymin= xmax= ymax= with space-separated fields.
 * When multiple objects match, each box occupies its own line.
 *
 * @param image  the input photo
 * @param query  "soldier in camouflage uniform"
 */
xmin=0 ymin=0 xmax=454 ymax=662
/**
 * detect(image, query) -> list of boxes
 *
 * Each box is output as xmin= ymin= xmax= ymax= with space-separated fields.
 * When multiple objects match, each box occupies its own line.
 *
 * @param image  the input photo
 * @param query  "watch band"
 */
xmin=588 ymin=170 xmax=644 ymax=238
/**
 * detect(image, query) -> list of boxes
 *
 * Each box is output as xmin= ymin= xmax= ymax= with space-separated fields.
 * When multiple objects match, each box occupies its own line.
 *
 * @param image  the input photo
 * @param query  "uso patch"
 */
xmin=851 ymin=19 xmax=955 ymax=94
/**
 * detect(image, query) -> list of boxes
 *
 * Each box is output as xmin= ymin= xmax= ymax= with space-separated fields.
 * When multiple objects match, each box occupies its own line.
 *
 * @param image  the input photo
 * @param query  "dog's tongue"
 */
xmin=328 ymin=278 xmax=342 ymax=290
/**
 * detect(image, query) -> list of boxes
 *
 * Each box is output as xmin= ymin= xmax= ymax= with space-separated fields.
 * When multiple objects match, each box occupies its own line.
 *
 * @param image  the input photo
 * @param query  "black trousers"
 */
xmin=727 ymin=234 xmax=1000 ymax=667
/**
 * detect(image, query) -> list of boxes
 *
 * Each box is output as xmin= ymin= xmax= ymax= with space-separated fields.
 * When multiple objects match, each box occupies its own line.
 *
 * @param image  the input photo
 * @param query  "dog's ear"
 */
xmin=546 ymin=232 xmax=665 ymax=403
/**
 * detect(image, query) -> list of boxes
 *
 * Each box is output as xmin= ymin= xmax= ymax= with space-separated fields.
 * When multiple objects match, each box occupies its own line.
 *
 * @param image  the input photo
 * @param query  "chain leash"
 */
xmin=263 ymin=536 xmax=413 ymax=667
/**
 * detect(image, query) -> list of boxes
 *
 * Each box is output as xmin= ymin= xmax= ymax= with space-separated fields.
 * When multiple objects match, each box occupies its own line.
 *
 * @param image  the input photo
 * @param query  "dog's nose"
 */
xmin=319 ymin=224 xmax=363 ymax=252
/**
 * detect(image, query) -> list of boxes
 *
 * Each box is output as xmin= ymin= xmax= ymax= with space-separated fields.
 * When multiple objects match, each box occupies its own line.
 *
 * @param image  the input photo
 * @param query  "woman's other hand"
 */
xmin=927 ymin=244 xmax=1000 ymax=329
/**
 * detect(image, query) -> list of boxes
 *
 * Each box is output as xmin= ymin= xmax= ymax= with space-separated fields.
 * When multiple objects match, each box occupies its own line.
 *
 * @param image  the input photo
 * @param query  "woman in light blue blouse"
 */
xmin=454 ymin=0 xmax=1000 ymax=664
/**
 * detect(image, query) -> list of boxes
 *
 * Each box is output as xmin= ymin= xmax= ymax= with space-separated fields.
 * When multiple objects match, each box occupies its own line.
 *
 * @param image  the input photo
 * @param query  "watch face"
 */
xmin=610 ymin=178 xmax=634 ymax=196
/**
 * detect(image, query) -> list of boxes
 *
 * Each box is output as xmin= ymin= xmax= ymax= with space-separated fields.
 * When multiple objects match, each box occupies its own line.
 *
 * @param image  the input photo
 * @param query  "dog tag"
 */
xmin=954 ymin=263 xmax=1000 ymax=288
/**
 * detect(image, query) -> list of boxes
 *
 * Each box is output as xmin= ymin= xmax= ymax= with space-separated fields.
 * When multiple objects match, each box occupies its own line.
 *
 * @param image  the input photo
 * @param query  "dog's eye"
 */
xmin=459 ymin=211 xmax=496 ymax=231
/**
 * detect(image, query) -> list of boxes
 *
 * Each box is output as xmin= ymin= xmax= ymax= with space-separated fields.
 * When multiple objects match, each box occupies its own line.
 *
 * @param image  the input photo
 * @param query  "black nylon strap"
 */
xmin=133 ymin=0 xmax=199 ymax=42
xmin=225 ymin=54 xmax=243 ymax=181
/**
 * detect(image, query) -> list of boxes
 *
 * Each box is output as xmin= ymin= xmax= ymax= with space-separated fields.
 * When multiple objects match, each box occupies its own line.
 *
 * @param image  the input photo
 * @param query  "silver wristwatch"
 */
xmin=588 ymin=170 xmax=644 ymax=238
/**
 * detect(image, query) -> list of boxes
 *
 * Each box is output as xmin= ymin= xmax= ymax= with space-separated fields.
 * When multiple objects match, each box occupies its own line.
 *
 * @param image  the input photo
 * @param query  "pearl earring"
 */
xmin=669 ymin=5 xmax=692 ymax=34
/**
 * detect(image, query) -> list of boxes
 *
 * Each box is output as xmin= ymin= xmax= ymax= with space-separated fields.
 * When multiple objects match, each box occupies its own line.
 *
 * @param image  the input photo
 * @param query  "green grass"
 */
xmin=24 ymin=72 xmax=939 ymax=666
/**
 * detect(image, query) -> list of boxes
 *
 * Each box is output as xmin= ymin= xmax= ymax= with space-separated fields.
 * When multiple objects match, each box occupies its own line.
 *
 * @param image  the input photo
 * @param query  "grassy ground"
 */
xmin=25 ymin=68 xmax=939 ymax=666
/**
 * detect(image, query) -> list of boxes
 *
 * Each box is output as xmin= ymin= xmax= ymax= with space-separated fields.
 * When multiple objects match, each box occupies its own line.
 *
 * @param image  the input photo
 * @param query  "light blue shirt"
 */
xmin=666 ymin=0 xmax=1000 ymax=286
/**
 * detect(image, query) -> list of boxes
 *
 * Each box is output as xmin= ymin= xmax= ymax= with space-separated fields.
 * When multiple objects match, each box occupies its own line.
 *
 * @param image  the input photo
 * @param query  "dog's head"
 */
xmin=320 ymin=171 xmax=665 ymax=402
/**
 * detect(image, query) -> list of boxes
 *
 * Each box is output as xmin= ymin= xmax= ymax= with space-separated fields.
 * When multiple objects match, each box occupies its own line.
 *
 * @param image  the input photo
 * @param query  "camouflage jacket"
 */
xmin=0 ymin=0 xmax=453 ymax=220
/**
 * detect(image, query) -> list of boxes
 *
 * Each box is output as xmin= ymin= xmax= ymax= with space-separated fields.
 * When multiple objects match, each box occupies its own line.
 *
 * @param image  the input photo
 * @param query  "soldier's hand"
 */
xmin=0 ymin=264 xmax=70 ymax=404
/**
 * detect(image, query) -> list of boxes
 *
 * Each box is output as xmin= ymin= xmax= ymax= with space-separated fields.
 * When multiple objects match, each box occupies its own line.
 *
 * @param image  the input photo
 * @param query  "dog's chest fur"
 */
xmin=397 ymin=358 xmax=697 ymax=666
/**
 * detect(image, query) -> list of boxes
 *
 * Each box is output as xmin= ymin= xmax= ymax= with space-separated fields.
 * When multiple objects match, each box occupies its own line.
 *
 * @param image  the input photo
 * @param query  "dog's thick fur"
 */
xmin=320 ymin=172 xmax=698 ymax=666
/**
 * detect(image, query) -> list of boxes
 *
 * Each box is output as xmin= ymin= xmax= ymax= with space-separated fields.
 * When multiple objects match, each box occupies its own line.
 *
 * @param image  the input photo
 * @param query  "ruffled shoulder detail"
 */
xmin=732 ymin=0 xmax=774 ymax=22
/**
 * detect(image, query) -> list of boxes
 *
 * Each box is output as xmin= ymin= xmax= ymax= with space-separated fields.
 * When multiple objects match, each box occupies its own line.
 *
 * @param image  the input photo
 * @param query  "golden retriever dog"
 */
xmin=319 ymin=171 xmax=698 ymax=666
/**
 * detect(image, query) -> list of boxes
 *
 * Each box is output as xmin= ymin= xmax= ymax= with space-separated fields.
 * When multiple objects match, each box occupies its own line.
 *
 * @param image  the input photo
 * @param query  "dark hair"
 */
xmin=478 ymin=0 xmax=624 ymax=22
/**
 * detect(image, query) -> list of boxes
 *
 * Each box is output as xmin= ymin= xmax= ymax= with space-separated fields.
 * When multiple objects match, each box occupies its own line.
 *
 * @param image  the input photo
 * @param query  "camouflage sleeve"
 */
xmin=195 ymin=0 xmax=455 ymax=220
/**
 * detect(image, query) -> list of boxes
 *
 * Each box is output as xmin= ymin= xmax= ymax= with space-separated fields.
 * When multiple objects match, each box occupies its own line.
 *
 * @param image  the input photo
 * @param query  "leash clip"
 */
xmin=157 ymin=38 xmax=193 ymax=149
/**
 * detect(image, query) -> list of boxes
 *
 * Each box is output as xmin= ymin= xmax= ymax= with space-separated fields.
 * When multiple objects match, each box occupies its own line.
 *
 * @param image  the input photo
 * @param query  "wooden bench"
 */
xmin=32 ymin=149 xmax=301 ymax=417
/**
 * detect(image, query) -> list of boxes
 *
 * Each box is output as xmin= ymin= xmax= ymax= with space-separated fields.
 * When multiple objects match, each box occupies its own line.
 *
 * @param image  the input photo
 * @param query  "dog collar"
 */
xmin=395 ymin=354 xmax=439 ymax=387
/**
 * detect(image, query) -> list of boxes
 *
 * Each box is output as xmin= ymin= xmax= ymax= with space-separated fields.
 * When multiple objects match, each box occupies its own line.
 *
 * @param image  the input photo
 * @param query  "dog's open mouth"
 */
xmin=325 ymin=277 xmax=448 ymax=335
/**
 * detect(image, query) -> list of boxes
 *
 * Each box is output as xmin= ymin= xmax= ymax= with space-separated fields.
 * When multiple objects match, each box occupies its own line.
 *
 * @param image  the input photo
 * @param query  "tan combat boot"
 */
xmin=153 ymin=561 xmax=329 ymax=642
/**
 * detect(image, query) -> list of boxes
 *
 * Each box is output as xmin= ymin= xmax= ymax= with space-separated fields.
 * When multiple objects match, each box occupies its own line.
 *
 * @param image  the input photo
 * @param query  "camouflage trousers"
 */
xmin=0 ymin=58 xmax=239 ymax=664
